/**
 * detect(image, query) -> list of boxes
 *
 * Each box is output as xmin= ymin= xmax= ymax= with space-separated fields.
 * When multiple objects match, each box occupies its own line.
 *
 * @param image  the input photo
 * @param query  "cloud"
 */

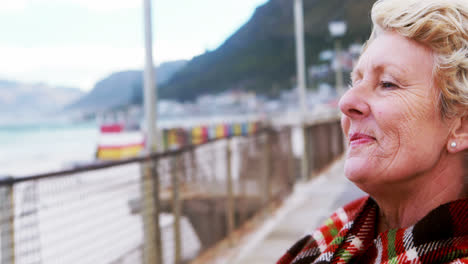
xmin=0 ymin=0 xmax=28 ymax=12
xmin=0 ymin=43 xmax=200 ymax=91
xmin=0 ymin=0 xmax=141 ymax=13
xmin=0 ymin=45 xmax=142 ymax=90
xmin=67 ymin=0 xmax=142 ymax=10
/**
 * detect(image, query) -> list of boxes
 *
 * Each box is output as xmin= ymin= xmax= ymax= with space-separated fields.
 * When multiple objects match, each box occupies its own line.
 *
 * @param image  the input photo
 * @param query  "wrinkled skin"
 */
xmin=339 ymin=31 xmax=454 ymax=194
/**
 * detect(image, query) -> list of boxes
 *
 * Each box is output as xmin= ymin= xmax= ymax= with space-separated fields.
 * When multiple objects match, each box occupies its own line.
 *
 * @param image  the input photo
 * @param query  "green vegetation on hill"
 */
xmin=160 ymin=0 xmax=376 ymax=101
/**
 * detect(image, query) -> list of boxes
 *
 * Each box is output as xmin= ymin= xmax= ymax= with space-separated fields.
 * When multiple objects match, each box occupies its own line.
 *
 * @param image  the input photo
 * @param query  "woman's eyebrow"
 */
xmin=374 ymin=62 xmax=409 ymax=77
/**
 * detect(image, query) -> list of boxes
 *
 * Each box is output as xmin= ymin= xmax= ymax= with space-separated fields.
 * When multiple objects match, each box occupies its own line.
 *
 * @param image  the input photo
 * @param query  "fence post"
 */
xmin=286 ymin=127 xmax=297 ymax=185
xmin=225 ymin=138 xmax=235 ymax=245
xmin=326 ymin=122 xmax=334 ymax=164
xmin=263 ymin=130 xmax=273 ymax=212
xmin=171 ymin=156 xmax=182 ymax=264
xmin=210 ymin=144 xmax=219 ymax=191
xmin=189 ymin=148 xmax=197 ymax=184
xmin=141 ymin=162 xmax=160 ymax=264
xmin=0 ymin=177 xmax=15 ymax=264
xmin=151 ymin=160 xmax=163 ymax=264
xmin=330 ymin=122 xmax=338 ymax=160
xmin=301 ymin=124 xmax=310 ymax=181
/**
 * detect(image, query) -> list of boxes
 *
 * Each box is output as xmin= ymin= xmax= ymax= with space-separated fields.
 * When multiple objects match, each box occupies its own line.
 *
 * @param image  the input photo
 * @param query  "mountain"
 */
xmin=67 ymin=60 xmax=187 ymax=111
xmin=159 ymin=0 xmax=376 ymax=101
xmin=0 ymin=81 xmax=83 ymax=115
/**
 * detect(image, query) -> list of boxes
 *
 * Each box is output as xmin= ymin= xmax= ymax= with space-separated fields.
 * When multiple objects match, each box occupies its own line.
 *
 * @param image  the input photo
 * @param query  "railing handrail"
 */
xmin=1 ymin=128 xmax=273 ymax=186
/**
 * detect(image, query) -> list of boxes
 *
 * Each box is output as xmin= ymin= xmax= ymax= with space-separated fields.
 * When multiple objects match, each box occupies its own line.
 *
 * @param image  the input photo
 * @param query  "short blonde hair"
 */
xmin=366 ymin=0 xmax=468 ymax=118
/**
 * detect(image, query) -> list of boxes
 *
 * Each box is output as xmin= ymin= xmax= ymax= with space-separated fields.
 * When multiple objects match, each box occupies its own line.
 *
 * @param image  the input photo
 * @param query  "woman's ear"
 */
xmin=448 ymin=115 xmax=468 ymax=153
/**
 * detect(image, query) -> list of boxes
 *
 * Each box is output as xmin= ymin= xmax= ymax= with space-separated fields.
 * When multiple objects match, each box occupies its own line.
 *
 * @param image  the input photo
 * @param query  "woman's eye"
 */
xmin=380 ymin=81 xmax=397 ymax=89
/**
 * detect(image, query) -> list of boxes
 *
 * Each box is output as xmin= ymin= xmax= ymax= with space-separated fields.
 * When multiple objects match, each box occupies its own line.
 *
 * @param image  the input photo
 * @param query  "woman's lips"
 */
xmin=349 ymin=133 xmax=376 ymax=146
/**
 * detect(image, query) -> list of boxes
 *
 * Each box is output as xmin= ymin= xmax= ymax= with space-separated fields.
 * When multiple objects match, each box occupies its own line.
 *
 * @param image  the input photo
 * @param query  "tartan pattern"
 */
xmin=277 ymin=196 xmax=468 ymax=264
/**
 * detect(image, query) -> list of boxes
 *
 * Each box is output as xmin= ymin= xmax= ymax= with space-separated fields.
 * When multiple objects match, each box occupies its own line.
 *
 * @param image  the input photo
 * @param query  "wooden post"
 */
xmin=189 ymin=148 xmax=197 ymax=185
xmin=225 ymin=138 xmax=235 ymax=245
xmin=330 ymin=122 xmax=338 ymax=160
xmin=286 ymin=127 xmax=296 ymax=185
xmin=326 ymin=123 xmax=333 ymax=163
xmin=140 ymin=162 xmax=159 ymax=264
xmin=301 ymin=124 xmax=310 ymax=180
xmin=239 ymin=141 xmax=248 ymax=225
xmin=263 ymin=130 xmax=273 ymax=212
xmin=151 ymin=160 xmax=163 ymax=264
xmin=210 ymin=143 xmax=219 ymax=192
xmin=0 ymin=177 xmax=15 ymax=264
xmin=171 ymin=156 xmax=182 ymax=264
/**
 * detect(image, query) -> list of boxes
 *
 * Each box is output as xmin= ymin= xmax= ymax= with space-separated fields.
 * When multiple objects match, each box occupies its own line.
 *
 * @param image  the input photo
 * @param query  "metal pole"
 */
xmin=334 ymin=39 xmax=344 ymax=96
xmin=294 ymin=0 xmax=310 ymax=182
xmin=294 ymin=0 xmax=307 ymax=116
xmin=142 ymin=1 xmax=160 ymax=264
xmin=143 ymin=0 xmax=157 ymax=152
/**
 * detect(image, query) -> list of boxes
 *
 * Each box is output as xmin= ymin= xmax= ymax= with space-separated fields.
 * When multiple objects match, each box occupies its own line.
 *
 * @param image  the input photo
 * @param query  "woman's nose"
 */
xmin=338 ymin=86 xmax=371 ymax=119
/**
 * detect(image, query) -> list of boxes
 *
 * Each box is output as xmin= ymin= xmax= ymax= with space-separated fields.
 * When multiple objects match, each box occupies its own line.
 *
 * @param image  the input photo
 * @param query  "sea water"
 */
xmin=0 ymin=112 xmax=301 ymax=177
xmin=0 ymin=121 xmax=99 ymax=177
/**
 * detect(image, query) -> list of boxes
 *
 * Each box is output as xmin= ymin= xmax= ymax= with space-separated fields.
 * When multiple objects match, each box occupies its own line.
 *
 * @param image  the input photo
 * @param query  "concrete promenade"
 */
xmin=203 ymin=158 xmax=365 ymax=264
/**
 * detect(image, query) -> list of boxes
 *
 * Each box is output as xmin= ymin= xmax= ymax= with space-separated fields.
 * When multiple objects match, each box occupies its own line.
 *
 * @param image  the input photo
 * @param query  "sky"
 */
xmin=0 ymin=0 xmax=269 ymax=91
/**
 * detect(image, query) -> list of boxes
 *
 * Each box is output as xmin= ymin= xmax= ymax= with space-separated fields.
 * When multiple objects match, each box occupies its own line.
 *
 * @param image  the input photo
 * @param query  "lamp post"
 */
xmin=293 ymin=0 xmax=310 ymax=181
xmin=328 ymin=21 xmax=347 ymax=96
xmin=294 ymin=0 xmax=307 ymax=118
xmin=143 ymin=0 xmax=157 ymax=153
xmin=141 ymin=1 xmax=162 ymax=264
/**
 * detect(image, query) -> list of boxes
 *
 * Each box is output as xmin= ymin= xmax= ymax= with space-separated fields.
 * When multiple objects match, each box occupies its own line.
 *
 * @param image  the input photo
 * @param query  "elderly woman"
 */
xmin=277 ymin=0 xmax=468 ymax=263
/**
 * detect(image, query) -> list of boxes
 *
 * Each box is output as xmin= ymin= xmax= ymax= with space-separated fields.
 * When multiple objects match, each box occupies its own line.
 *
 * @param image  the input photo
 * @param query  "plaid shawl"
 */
xmin=277 ymin=196 xmax=468 ymax=264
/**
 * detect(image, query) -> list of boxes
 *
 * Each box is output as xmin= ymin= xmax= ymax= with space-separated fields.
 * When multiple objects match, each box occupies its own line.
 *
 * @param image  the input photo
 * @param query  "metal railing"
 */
xmin=0 ymin=126 xmax=295 ymax=264
xmin=0 ymin=118 xmax=344 ymax=264
xmin=302 ymin=118 xmax=344 ymax=178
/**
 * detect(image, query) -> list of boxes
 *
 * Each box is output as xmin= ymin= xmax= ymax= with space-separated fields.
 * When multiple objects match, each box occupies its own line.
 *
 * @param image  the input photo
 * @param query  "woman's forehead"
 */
xmin=354 ymin=32 xmax=434 ymax=79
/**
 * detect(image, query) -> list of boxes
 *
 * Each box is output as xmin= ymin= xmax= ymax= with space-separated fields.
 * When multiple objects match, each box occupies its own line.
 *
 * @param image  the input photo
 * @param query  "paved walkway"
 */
xmin=206 ymin=158 xmax=365 ymax=264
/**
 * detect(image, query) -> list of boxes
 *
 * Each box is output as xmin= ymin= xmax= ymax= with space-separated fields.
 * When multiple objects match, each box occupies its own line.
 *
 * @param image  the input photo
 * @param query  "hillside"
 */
xmin=67 ymin=60 xmax=187 ymax=111
xmin=0 ymin=81 xmax=83 ymax=115
xmin=160 ymin=0 xmax=376 ymax=101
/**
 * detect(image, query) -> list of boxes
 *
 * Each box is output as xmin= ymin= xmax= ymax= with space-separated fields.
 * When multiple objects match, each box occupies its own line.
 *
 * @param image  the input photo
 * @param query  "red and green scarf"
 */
xmin=277 ymin=196 xmax=468 ymax=264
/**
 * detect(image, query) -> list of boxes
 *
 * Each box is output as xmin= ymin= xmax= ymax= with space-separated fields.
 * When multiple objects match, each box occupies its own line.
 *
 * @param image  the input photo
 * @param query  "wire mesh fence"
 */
xmin=0 ymin=119 xmax=344 ymax=264
xmin=0 ymin=125 xmax=302 ymax=264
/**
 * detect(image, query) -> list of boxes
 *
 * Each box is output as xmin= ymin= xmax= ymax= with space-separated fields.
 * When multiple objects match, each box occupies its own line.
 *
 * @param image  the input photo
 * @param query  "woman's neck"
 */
xmin=372 ymin=155 xmax=466 ymax=233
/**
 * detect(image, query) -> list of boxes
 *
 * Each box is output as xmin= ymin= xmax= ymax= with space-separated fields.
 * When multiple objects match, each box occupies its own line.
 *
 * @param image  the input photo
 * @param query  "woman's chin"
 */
xmin=344 ymin=156 xmax=376 ymax=184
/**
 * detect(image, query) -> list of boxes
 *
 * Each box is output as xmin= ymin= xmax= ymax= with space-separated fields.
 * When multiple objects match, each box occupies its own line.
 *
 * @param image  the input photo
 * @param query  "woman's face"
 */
xmin=339 ymin=31 xmax=453 ymax=190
